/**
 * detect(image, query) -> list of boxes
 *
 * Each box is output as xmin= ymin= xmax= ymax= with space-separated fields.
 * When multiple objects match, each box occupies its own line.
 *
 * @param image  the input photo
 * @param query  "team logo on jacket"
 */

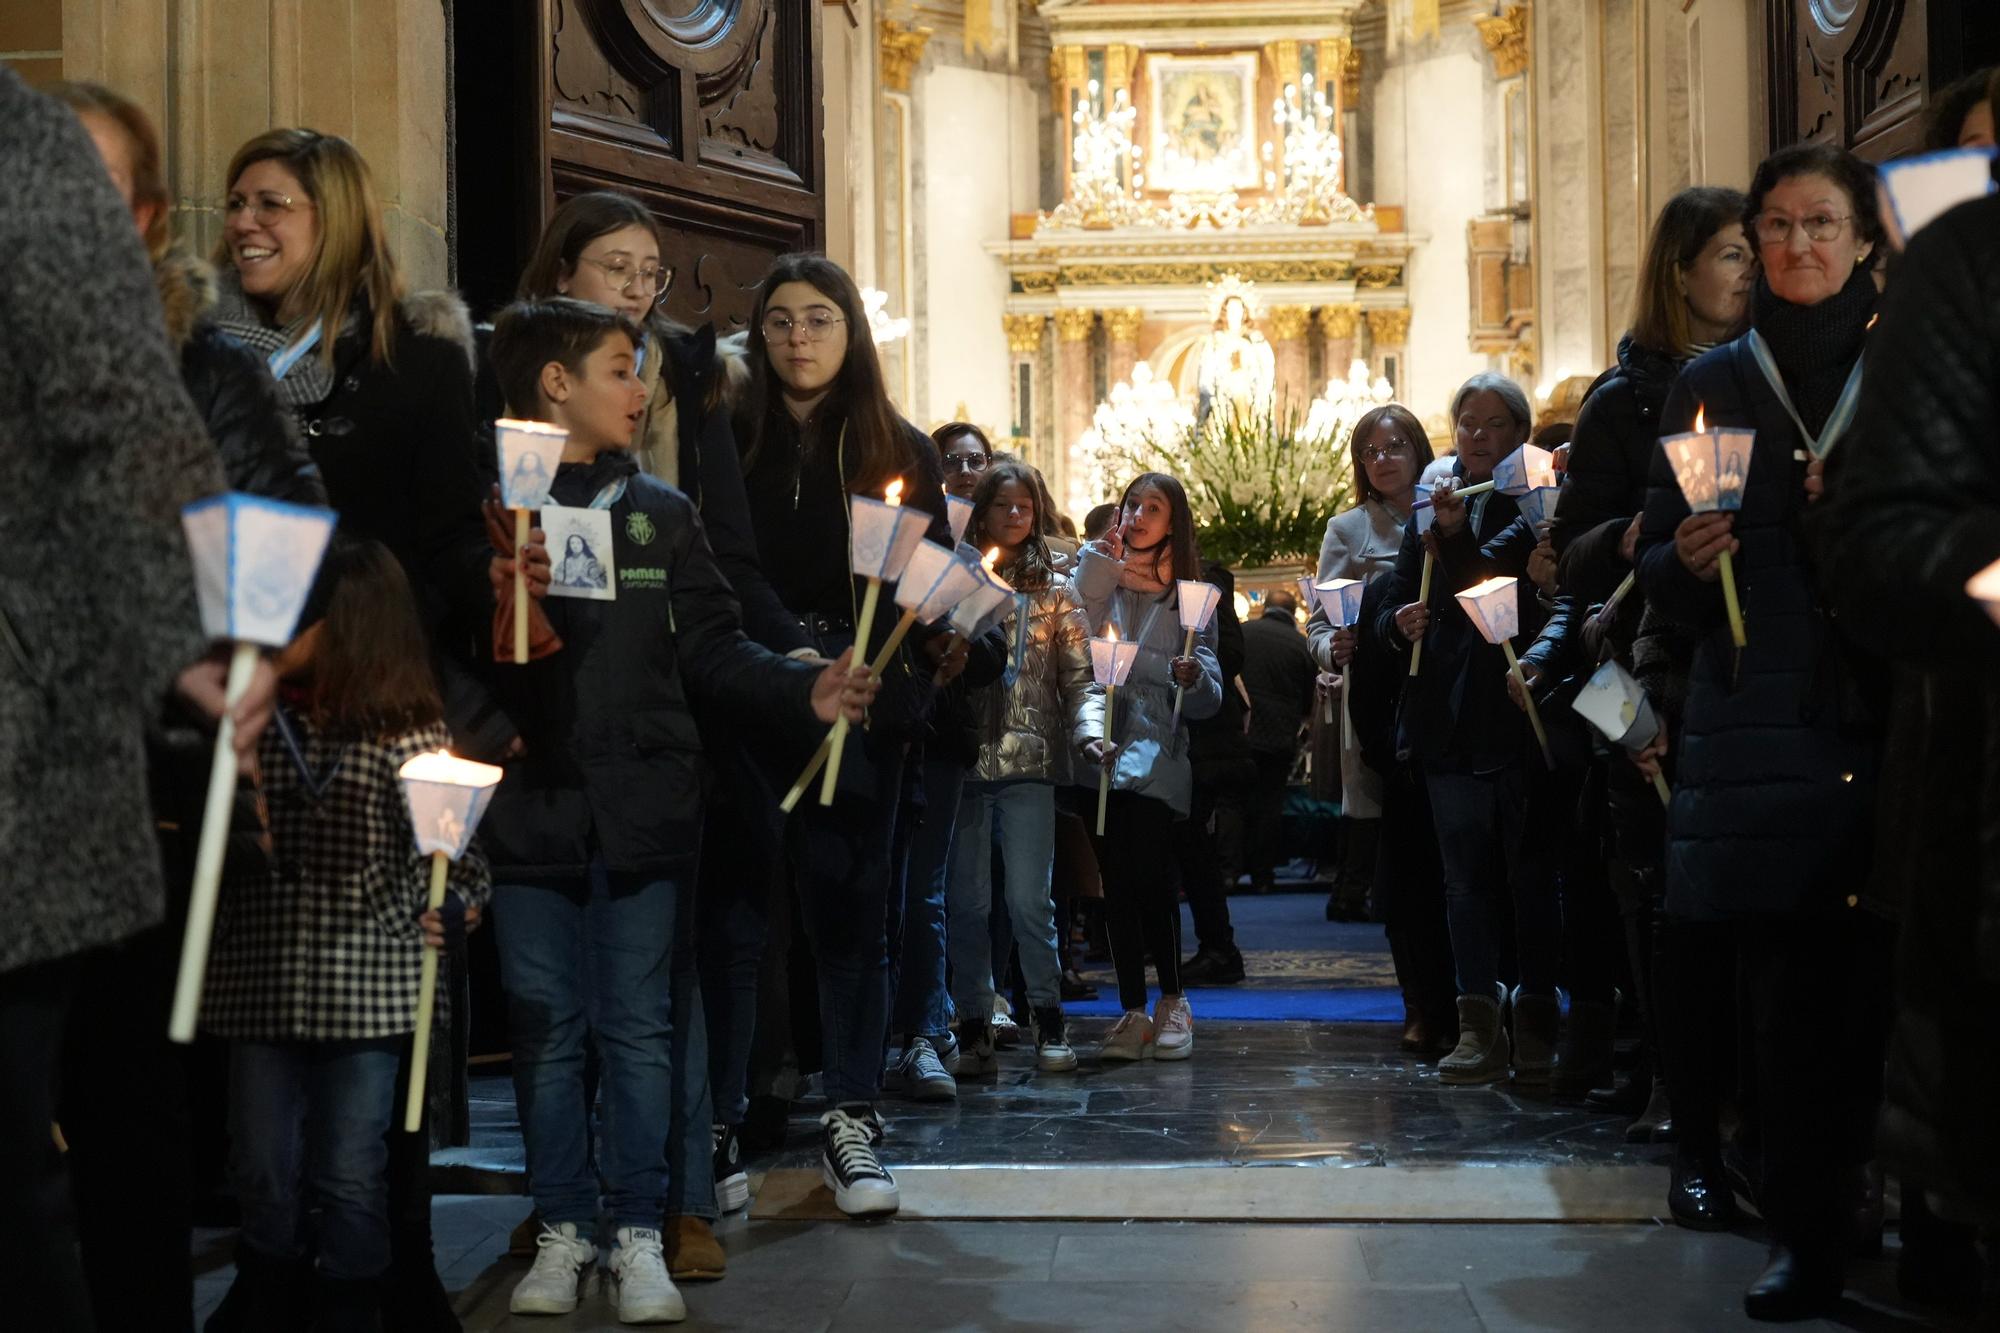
xmin=625 ymin=511 xmax=657 ymax=546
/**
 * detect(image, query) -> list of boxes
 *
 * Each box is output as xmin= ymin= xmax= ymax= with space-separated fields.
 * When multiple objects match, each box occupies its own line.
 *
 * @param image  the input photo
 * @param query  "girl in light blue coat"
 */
xmin=1074 ymin=472 xmax=1224 ymax=1062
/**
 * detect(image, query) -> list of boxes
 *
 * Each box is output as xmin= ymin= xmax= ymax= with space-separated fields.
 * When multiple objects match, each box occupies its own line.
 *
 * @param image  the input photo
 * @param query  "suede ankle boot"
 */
xmin=1440 ymin=987 xmax=1510 ymax=1085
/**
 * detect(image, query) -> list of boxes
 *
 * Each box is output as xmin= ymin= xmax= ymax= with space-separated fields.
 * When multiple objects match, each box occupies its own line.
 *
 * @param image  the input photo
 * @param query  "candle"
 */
xmin=1663 ymin=406 xmax=1750 ymax=649
xmin=495 ymin=420 xmax=567 ymax=665
xmin=1312 ymin=578 xmax=1365 ymax=751
xmin=820 ymin=478 xmax=928 ymax=806
xmin=1455 ymin=575 xmax=1553 ymax=769
xmin=1409 ymin=483 xmax=1437 ymax=678
xmin=1089 ymin=626 xmax=1141 ymax=835
xmin=1168 ymin=580 xmax=1222 ymax=736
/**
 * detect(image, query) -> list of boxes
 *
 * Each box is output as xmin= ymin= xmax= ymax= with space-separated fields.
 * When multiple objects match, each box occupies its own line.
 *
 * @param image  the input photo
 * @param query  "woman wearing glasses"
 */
xmin=1636 ymin=143 xmax=1888 ymax=1321
xmin=736 ymin=255 xmax=953 ymax=1218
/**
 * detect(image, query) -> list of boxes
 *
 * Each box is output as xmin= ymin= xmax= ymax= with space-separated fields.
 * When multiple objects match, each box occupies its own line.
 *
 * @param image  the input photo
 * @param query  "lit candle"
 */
xmin=1663 ymin=406 xmax=1749 ymax=649
xmin=1089 ymin=625 xmax=1141 ymax=835
xmin=819 ymin=478 xmax=930 ymax=806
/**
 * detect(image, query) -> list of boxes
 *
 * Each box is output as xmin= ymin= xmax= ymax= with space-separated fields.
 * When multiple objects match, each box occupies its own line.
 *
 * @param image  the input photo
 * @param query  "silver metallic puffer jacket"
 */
xmin=967 ymin=572 xmax=1096 ymax=784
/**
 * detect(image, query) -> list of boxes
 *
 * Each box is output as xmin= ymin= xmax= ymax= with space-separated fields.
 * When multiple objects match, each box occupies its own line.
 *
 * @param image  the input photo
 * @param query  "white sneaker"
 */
xmin=510 ymin=1221 xmax=596 ymax=1315
xmin=820 ymin=1105 xmax=900 ymax=1217
xmin=1099 ymin=1009 xmax=1153 ymax=1062
xmin=992 ymin=994 xmax=1022 ymax=1048
xmin=1153 ymin=994 xmax=1195 ymax=1061
xmin=890 ymin=1035 xmax=958 ymax=1101
xmin=607 ymin=1226 xmax=686 ymax=1324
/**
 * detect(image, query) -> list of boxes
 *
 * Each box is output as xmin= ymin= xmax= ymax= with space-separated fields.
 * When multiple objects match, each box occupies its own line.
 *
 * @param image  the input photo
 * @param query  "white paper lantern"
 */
xmin=944 ymin=494 xmax=975 ymax=546
xmin=849 ymin=494 xmax=933 ymax=581
xmin=894 ymin=540 xmax=978 ymax=622
xmin=1088 ymin=634 xmax=1142 ymax=687
xmin=1176 ymin=580 xmax=1223 ymax=632
xmin=182 ymin=493 xmax=338 ymax=648
xmin=1965 ymin=556 xmax=2000 ymax=630
xmin=1879 ymin=146 xmax=1997 ymax=248
xmin=947 ymin=565 xmax=1015 ymax=637
xmin=1515 ymin=486 xmax=1561 ymax=531
xmin=1572 ymin=659 xmax=1661 ymax=751
xmin=398 ymin=750 xmax=504 ymax=860
xmin=1454 ymin=575 xmax=1522 ymax=645
xmin=1312 ymin=576 xmax=1365 ymax=628
xmin=495 ymin=419 xmax=568 ymax=510
xmin=1491 ymin=444 xmax=1556 ymax=497
xmin=1662 ymin=427 xmax=1754 ymax=513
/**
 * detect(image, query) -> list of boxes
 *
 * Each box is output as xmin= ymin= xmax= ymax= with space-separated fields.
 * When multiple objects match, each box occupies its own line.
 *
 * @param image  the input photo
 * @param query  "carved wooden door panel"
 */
xmin=535 ymin=0 xmax=824 ymax=333
xmin=1765 ymin=0 xmax=2000 ymax=160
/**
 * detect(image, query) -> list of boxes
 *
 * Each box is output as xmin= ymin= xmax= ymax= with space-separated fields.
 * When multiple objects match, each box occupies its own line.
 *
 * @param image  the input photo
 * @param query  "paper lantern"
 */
xmin=944 ymin=493 xmax=975 ymax=545
xmin=495 ymin=419 xmax=568 ymax=510
xmin=1966 ymin=557 xmax=2000 ymax=630
xmin=1089 ymin=634 xmax=1141 ymax=687
xmin=1412 ymin=483 xmax=1438 ymax=535
xmin=1296 ymin=573 xmax=1318 ymax=609
xmin=947 ymin=565 xmax=1014 ymax=637
xmin=1491 ymin=444 xmax=1556 ymax=497
xmin=1176 ymin=581 xmax=1223 ymax=632
xmin=849 ymin=493 xmax=933 ymax=581
xmin=182 ymin=493 xmax=338 ymax=648
xmin=1879 ymin=147 xmax=1998 ymax=248
xmin=1662 ymin=427 xmax=1754 ymax=513
xmin=1515 ymin=486 xmax=1562 ymax=531
xmin=1312 ymin=577 xmax=1365 ymax=628
xmin=1454 ymin=575 xmax=1521 ymax=645
xmin=894 ymin=540 xmax=979 ymax=622
xmin=1573 ymin=659 xmax=1661 ymax=752
xmin=398 ymin=750 xmax=504 ymax=860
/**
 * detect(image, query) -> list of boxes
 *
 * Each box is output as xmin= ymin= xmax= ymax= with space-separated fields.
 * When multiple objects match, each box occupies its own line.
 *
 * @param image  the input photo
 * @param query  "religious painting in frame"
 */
xmin=1147 ymin=53 xmax=1262 ymax=192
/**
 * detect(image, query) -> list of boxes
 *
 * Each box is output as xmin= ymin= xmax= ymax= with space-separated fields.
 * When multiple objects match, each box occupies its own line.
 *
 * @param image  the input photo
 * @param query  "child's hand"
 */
xmin=811 ymin=647 xmax=880 ymax=724
xmin=1081 ymin=738 xmax=1120 ymax=768
xmin=1169 ymin=655 xmax=1201 ymax=687
xmin=1102 ymin=518 xmax=1127 ymax=563
xmin=483 ymin=490 xmax=553 ymax=600
xmin=419 ymin=893 xmax=476 ymax=951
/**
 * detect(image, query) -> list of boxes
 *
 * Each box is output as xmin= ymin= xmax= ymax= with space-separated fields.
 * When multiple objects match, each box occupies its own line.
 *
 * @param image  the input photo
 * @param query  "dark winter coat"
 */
xmin=1552 ymin=335 xmax=1680 ymax=563
xmin=0 ymin=70 xmax=227 ymax=973
xmin=1812 ymin=193 xmax=2000 ymax=1216
xmin=1186 ymin=560 xmax=1254 ymax=792
xmin=1636 ymin=301 xmax=1882 ymax=922
xmin=1372 ymin=464 xmax=1550 ymax=773
xmin=1240 ymin=607 xmax=1316 ymax=756
xmin=477 ymin=453 xmax=821 ymax=880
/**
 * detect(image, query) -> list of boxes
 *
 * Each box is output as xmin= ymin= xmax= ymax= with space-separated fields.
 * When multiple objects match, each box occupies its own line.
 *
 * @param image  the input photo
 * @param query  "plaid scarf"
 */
xmin=209 ymin=266 xmax=350 ymax=412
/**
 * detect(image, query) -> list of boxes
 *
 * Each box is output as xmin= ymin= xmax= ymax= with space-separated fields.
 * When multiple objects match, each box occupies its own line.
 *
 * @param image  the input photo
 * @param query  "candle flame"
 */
xmin=1693 ymin=406 xmax=1706 ymax=433
xmin=1106 ymin=624 xmax=1119 ymax=643
xmin=399 ymin=748 xmax=503 ymax=789
xmin=982 ymin=546 xmax=1001 ymax=571
xmin=884 ymin=478 xmax=905 ymax=506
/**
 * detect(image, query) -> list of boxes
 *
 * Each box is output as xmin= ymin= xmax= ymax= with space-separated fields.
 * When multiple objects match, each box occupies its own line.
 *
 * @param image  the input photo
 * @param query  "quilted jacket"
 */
xmin=966 ymin=565 xmax=1096 ymax=785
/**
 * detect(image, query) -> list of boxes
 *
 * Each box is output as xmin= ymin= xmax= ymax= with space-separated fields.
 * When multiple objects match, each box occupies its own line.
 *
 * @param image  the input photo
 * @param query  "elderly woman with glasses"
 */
xmin=1635 ymin=142 xmax=1889 ymax=1321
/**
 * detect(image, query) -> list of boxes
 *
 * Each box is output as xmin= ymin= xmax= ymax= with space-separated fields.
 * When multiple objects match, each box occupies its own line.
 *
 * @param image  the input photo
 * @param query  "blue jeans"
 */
xmin=228 ymin=1037 xmax=402 ymax=1281
xmin=890 ymin=757 xmax=963 ymax=1039
xmin=494 ymin=859 xmax=680 ymax=1233
xmin=948 ymin=780 xmax=1064 ymax=1020
xmin=1425 ymin=766 xmax=1561 ymax=998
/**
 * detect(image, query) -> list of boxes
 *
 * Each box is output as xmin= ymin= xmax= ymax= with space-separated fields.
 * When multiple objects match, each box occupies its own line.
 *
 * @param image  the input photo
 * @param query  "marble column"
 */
xmin=1266 ymin=305 xmax=1311 ymax=405
xmin=1102 ymin=307 xmax=1143 ymax=388
xmin=1055 ymin=308 xmax=1098 ymax=485
xmin=1318 ymin=304 xmax=1361 ymax=380
xmin=1002 ymin=313 xmax=1047 ymax=468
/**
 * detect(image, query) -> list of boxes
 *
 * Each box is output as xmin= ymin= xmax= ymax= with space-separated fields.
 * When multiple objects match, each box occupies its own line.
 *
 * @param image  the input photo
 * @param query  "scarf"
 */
xmin=209 ymin=265 xmax=355 ymax=411
xmin=1116 ymin=544 xmax=1172 ymax=597
xmin=1749 ymin=266 xmax=1876 ymax=437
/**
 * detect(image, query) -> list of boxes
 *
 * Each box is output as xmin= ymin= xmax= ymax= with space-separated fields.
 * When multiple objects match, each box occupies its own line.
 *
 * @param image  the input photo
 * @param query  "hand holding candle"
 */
xmin=1455 ymin=575 xmax=1553 ymax=770
xmin=1409 ymin=484 xmax=1437 ymax=677
xmin=1572 ymin=659 xmax=1674 ymax=807
xmin=821 ymin=479 xmax=931 ymax=806
xmin=397 ymin=750 xmax=503 ymax=1132
xmin=1089 ymin=626 xmax=1141 ymax=835
xmin=495 ymin=420 xmax=567 ymax=665
xmin=1169 ymin=580 xmax=1222 ymax=736
xmin=170 ymin=494 xmax=338 ymax=1044
xmin=1310 ymin=578 xmax=1365 ymax=750
xmin=1663 ymin=407 xmax=1751 ymax=648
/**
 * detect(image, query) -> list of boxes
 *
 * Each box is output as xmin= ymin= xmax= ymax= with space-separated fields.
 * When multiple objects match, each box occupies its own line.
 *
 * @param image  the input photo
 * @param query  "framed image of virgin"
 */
xmin=1148 ymin=54 xmax=1261 ymax=192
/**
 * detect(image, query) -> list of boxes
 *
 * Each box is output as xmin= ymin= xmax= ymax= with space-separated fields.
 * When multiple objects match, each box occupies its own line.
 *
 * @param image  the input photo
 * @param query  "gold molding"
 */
xmin=1054 ymin=259 xmax=1358 ymax=287
xmin=1317 ymin=304 xmax=1360 ymax=339
xmin=1266 ymin=305 xmax=1311 ymax=341
xmin=1355 ymin=264 xmax=1404 ymax=289
xmin=1055 ymin=309 xmax=1098 ymax=343
xmin=1473 ymin=6 xmax=1529 ymax=80
xmin=1016 ymin=270 xmax=1059 ymax=295
xmin=1002 ymin=313 xmax=1046 ymax=354
xmin=1268 ymin=39 xmax=1302 ymax=91
xmin=1105 ymin=44 xmax=1141 ymax=100
xmin=1102 ymin=307 xmax=1144 ymax=343
xmin=879 ymin=20 xmax=933 ymax=93
xmin=1366 ymin=308 xmax=1413 ymax=347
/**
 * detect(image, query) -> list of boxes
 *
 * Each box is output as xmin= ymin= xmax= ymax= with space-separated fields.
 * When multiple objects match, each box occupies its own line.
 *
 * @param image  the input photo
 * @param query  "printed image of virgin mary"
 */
xmin=555 ymin=533 xmax=608 ymax=591
xmin=507 ymin=450 xmax=553 ymax=506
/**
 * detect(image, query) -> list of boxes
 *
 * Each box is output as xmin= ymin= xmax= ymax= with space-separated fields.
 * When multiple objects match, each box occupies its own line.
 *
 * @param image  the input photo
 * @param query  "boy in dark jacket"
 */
xmin=481 ymin=299 xmax=874 ymax=1322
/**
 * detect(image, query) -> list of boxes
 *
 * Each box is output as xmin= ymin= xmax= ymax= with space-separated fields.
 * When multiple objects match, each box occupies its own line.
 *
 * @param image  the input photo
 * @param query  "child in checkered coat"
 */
xmin=202 ymin=536 xmax=492 ymax=1327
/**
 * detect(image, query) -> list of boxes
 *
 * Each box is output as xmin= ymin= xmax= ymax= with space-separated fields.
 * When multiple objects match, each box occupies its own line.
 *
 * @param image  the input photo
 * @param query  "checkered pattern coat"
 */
xmin=201 ymin=716 xmax=492 ymax=1042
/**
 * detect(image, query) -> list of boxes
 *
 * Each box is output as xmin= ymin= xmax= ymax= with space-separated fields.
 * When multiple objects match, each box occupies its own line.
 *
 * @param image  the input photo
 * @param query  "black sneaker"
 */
xmin=1180 ymin=947 xmax=1246 ymax=985
xmin=712 ymin=1123 xmax=749 ymax=1214
xmin=1030 ymin=1005 xmax=1078 ymax=1072
xmin=819 ymin=1104 xmax=898 ymax=1217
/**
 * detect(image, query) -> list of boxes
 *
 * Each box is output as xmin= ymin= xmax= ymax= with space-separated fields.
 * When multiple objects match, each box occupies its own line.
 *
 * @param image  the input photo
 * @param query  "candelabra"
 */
xmin=1045 ymin=81 xmax=1142 ymax=230
xmin=1257 ymin=74 xmax=1370 ymax=226
xmin=1302 ymin=359 xmax=1396 ymax=447
xmin=861 ymin=287 xmax=910 ymax=346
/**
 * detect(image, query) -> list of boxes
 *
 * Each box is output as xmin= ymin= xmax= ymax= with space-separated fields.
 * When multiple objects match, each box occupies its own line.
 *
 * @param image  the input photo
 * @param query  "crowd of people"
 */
xmin=3 ymin=58 xmax=1998 ymax=1331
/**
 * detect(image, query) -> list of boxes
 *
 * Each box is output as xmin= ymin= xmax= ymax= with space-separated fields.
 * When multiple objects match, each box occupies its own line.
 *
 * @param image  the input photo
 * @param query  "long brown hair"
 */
xmin=49 ymin=82 xmax=171 ymax=261
xmin=1627 ymin=186 xmax=1751 ymax=358
xmin=970 ymin=461 xmax=1056 ymax=589
xmin=218 ymin=129 xmax=405 ymax=368
xmin=743 ymin=254 xmax=907 ymax=495
xmin=298 ymin=538 xmax=442 ymax=738
xmin=1119 ymin=471 xmax=1201 ymax=585
xmin=1347 ymin=403 xmax=1436 ymax=505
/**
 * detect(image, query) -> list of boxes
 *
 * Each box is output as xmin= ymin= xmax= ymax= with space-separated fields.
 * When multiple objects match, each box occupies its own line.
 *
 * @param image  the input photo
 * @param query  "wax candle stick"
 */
xmin=1409 ymin=483 xmax=1438 ymax=678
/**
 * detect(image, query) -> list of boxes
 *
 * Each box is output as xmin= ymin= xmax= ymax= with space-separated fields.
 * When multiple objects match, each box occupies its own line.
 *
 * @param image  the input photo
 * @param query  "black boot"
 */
xmin=1180 ymin=946 xmax=1245 ymax=986
xmin=206 ymin=1244 xmax=307 ymax=1333
xmin=310 ymin=1273 xmax=386 ymax=1333
xmin=1549 ymin=999 xmax=1618 ymax=1099
xmin=1743 ymin=1246 xmax=1842 ymax=1322
xmin=1667 ymin=1144 xmax=1738 ymax=1232
xmin=1897 ymin=1188 xmax=1985 ymax=1313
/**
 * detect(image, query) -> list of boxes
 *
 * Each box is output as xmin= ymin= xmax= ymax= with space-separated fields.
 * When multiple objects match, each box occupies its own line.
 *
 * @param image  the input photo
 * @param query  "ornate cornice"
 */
xmin=1473 ymin=5 xmax=1528 ymax=80
xmin=1055 ymin=308 xmax=1099 ymax=342
xmin=1317 ymin=304 xmax=1361 ymax=339
xmin=1002 ymin=312 xmax=1047 ymax=354
xmin=1266 ymin=305 xmax=1312 ymax=340
xmin=880 ymin=20 xmax=933 ymax=93
xmin=1366 ymin=308 xmax=1412 ymax=347
xmin=1102 ymin=307 xmax=1145 ymax=343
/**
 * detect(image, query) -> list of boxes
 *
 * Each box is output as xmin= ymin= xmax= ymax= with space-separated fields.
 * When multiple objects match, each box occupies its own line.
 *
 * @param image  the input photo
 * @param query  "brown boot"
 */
xmin=666 ymin=1215 xmax=727 ymax=1282
xmin=1440 ymin=988 xmax=1511 ymax=1085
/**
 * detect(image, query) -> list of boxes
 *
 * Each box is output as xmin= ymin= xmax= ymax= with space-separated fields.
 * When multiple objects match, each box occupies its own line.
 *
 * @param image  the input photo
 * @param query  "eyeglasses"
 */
xmin=943 ymin=451 xmax=992 ymax=474
xmin=1360 ymin=439 xmax=1411 ymax=463
xmin=1752 ymin=211 xmax=1852 ymax=246
xmin=763 ymin=312 xmax=848 ymax=343
xmin=578 ymin=257 xmax=672 ymax=307
xmin=224 ymin=191 xmax=312 ymax=227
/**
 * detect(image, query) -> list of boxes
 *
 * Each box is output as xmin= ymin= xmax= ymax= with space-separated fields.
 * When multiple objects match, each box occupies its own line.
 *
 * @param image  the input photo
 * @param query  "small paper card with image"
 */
xmin=1879 ymin=146 xmax=1998 ymax=248
xmin=496 ymin=419 xmax=568 ymax=511
xmin=1572 ymin=658 xmax=1662 ymax=752
xmin=182 ymin=493 xmax=338 ymax=647
xmin=850 ymin=495 xmax=932 ymax=582
xmin=543 ymin=505 xmax=616 ymax=601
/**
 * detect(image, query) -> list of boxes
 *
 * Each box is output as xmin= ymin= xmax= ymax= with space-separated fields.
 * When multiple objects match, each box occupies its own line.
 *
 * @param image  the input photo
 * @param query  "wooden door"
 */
xmin=454 ymin=1 xmax=824 ymax=331
xmin=1764 ymin=0 xmax=2000 ymax=160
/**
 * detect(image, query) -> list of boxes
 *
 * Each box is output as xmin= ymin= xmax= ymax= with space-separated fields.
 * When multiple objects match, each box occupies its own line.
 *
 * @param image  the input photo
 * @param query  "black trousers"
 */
xmin=1094 ymin=792 xmax=1183 ymax=1012
xmin=1175 ymin=780 xmax=1234 ymax=955
xmin=1374 ymin=766 xmax=1456 ymax=1028
xmin=1557 ymin=761 xmax=1622 ymax=1005
xmin=1 ymin=956 xmax=94 ymax=1332
xmin=1242 ymin=751 xmax=1292 ymax=888
xmin=1657 ymin=916 xmax=1736 ymax=1155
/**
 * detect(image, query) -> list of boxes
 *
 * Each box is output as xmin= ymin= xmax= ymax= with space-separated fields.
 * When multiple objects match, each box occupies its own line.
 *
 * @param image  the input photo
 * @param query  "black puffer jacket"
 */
xmin=1812 ymin=193 xmax=2000 ymax=1217
xmin=1553 ymin=334 xmax=1680 ymax=565
xmin=1636 ymin=274 xmax=1883 ymax=922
